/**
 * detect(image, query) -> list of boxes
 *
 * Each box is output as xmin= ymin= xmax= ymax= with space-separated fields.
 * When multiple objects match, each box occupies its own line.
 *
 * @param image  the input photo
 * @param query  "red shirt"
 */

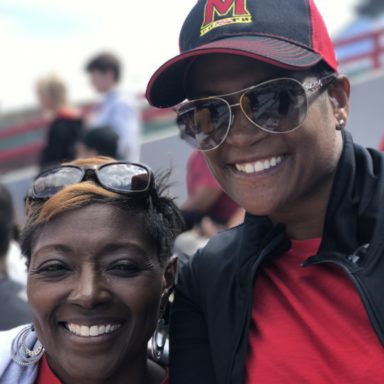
xmin=379 ymin=136 xmax=384 ymax=151
xmin=245 ymin=238 xmax=384 ymax=383
xmin=36 ymin=354 xmax=169 ymax=384
xmin=36 ymin=355 xmax=60 ymax=384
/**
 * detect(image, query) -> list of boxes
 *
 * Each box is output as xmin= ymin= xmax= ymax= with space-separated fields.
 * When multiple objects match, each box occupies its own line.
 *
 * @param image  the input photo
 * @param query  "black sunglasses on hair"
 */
xmin=29 ymin=162 xmax=154 ymax=199
xmin=176 ymin=74 xmax=336 ymax=151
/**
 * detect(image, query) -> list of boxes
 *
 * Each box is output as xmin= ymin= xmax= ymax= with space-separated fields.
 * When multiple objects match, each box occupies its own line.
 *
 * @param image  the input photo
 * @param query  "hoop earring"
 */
xmin=11 ymin=325 xmax=44 ymax=366
xmin=150 ymin=317 xmax=168 ymax=363
xmin=148 ymin=289 xmax=172 ymax=364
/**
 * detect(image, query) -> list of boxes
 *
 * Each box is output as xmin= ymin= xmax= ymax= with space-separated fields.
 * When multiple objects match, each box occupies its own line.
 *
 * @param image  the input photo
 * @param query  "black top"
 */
xmin=40 ymin=115 xmax=84 ymax=170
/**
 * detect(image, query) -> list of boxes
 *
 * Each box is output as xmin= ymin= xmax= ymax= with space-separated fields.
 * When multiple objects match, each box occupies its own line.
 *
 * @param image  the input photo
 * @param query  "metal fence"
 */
xmin=1 ymin=27 xmax=384 ymax=174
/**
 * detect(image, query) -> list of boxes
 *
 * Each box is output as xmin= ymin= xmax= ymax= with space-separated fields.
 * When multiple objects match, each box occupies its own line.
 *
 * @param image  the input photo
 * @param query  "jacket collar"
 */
xmin=321 ymin=130 xmax=384 ymax=257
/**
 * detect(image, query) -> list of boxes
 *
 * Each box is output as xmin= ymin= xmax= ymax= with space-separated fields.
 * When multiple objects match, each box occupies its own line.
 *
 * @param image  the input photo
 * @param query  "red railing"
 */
xmin=0 ymin=103 xmax=175 ymax=172
xmin=1 ymin=27 xmax=384 ymax=173
xmin=334 ymin=27 xmax=384 ymax=69
xmin=0 ymin=142 xmax=44 ymax=164
xmin=0 ymin=118 xmax=47 ymax=141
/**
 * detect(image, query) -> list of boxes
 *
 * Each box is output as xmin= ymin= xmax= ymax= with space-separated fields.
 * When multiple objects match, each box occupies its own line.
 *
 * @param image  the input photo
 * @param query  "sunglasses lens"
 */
xmin=33 ymin=166 xmax=83 ymax=198
xmin=242 ymin=79 xmax=307 ymax=133
xmin=98 ymin=163 xmax=150 ymax=193
xmin=177 ymin=99 xmax=230 ymax=150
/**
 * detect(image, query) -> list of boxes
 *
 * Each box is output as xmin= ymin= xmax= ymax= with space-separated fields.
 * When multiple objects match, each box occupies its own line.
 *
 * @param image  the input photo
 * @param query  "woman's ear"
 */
xmin=162 ymin=255 xmax=177 ymax=294
xmin=328 ymin=75 xmax=350 ymax=130
xmin=160 ymin=256 xmax=177 ymax=309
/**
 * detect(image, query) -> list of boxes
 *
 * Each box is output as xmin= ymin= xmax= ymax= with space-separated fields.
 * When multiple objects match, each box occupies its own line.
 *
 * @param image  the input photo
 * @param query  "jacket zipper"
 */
xmin=228 ymin=232 xmax=286 ymax=384
xmin=303 ymin=257 xmax=384 ymax=346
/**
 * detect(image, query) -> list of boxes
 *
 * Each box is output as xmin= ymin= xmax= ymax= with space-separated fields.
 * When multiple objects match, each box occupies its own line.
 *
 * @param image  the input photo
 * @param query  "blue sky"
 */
xmin=0 ymin=0 xmax=359 ymax=111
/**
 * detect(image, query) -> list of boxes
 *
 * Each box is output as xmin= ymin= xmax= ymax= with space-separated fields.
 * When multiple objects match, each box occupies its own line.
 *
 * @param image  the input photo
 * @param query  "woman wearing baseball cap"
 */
xmin=147 ymin=0 xmax=384 ymax=383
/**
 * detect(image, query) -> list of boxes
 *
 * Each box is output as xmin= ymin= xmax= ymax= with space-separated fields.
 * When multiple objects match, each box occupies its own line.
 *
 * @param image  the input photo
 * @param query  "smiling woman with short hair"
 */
xmin=0 ymin=156 xmax=183 ymax=384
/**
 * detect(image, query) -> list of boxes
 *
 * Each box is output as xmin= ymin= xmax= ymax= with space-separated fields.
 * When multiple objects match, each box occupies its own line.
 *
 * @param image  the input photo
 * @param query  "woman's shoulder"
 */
xmin=0 ymin=325 xmax=26 ymax=353
xmin=0 ymin=325 xmax=39 ymax=383
xmin=191 ymin=223 xmax=245 ymax=269
xmin=179 ymin=216 xmax=270 ymax=296
xmin=0 ymin=325 xmax=28 ymax=372
xmin=177 ymin=225 xmax=245 ymax=296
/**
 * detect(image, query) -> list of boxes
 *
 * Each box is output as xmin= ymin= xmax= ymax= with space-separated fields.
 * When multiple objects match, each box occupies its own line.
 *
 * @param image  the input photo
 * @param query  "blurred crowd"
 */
xmin=36 ymin=51 xmax=140 ymax=172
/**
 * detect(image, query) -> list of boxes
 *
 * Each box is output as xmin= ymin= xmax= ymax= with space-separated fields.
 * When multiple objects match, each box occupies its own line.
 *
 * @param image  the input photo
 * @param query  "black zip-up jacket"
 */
xmin=170 ymin=131 xmax=384 ymax=384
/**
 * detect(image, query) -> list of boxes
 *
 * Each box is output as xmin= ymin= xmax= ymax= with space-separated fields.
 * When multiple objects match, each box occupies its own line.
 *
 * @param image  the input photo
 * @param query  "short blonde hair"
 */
xmin=36 ymin=74 xmax=67 ymax=110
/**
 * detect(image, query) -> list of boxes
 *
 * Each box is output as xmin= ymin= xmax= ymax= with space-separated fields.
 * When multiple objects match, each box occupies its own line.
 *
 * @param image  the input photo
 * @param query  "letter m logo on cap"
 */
xmin=201 ymin=0 xmax=252 ymax=36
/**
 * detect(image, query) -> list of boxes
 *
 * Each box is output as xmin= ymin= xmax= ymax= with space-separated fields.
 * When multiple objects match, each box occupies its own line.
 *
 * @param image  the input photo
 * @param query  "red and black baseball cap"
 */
xmin=146 ymin=0 xmax=338 ymax=108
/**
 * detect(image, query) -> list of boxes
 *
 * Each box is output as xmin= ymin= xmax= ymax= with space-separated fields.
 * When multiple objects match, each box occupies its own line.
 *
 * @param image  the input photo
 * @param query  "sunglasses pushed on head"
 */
xmin=29 ymin=162 xmax=154 ymax=200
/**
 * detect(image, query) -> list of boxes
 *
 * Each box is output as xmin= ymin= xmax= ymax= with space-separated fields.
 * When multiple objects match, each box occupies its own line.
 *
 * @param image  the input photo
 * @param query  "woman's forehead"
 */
xmin=33 ymin=204 xmax=151 ymax=249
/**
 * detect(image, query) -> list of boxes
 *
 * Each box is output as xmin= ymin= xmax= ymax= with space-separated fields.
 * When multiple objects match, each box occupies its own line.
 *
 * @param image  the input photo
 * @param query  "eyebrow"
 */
xmin=31 ymin=244 xmax=72 ymax=262
xmin=98 ymin=243 xmax=151 ymax=260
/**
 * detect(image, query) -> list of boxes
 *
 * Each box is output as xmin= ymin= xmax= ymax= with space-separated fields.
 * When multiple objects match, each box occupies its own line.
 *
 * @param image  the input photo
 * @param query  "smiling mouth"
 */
xmin=64 ymin=323 xmax=122 ymax=337
xmin=235 ymin=155 xmax=284 ymax=174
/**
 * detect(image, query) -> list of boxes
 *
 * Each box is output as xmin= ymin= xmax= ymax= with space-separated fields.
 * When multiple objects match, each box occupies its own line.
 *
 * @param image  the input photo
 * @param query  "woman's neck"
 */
xmin=270 ymin=174 xmax=334 ymax=240
xmin=51 ymin=356 xmax=165 ymax=384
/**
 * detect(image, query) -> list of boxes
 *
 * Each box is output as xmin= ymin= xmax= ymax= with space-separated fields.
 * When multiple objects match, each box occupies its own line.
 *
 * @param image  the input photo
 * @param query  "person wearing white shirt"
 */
xmin=85 ymin=52 xmax=141 ymax=162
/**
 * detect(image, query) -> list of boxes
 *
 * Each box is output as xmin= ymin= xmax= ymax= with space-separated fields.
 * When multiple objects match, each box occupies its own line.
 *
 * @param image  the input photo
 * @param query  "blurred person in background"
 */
xmin=85 ymin=52 xmax=141 ymax=162
xmin=379 ymin=135 xmax=384 ymax=151
xmin=2 ymin=183 xmax=27 ymax=287
xmin=0 ymin=184 xmax=31 ymax=330
xmin=76 ymin=126 xmax=119 ymax=159
xmin=175 ymin=148 xmax=243 ymax=260
xmin=0 ymin=156 xmax=183 ymax=383
xmin=36 ymin=74 xmax=84 ymax=171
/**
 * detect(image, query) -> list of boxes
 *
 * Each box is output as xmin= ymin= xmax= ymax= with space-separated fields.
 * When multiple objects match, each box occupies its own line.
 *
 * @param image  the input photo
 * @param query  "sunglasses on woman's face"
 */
xmin=29 ymin=162 xmax=154 ymax=199
xmin=176 ymin=74 xmax=336 ymax=151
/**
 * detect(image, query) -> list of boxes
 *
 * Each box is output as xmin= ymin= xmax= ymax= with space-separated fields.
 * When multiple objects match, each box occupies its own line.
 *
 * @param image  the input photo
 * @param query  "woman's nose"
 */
xmin=68 ymin=266 xmax=111 ymax=308
xmin=224 ymin=105 xmax=268 ymax=147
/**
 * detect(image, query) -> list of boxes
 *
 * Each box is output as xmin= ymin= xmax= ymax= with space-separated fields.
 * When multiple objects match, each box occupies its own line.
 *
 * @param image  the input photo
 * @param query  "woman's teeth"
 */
xmin=66 ymin=323 xmax=121 ymax=337
xmin=235 ymin=156 xmax=283 ymax=173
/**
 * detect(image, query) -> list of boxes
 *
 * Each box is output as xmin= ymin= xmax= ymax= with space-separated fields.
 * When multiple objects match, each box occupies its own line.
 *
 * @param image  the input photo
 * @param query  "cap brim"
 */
xmin=146 ymin=36 xmax=322 ymax=108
